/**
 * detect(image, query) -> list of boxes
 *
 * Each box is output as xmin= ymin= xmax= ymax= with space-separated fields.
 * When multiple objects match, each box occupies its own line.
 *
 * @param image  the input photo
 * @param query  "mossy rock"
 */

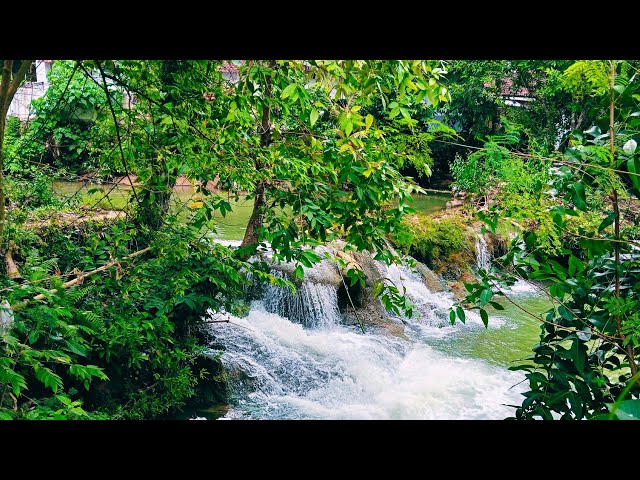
xmin=189 ymin=354 xmax=230 ymax=407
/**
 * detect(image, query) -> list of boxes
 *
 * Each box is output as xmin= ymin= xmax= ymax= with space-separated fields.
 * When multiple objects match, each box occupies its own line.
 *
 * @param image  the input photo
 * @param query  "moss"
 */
xmin=394 ymin=212 xmax=475 ymax=273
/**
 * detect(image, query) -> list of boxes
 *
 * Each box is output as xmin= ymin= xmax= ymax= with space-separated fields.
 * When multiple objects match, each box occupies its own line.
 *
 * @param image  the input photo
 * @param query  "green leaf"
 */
xmin=0 ymin=366 xmax=27 ymax=396
xmin=345 ymin=122 xmax=353 ymax=137
xmin=628 ymin=157 xmax=640 ymax=192
xmin=372 ymin=281 xmax=384 ymax=297
xmin=0 ymin=411 xmax=13 ymax=420
xmin=65 ymin=340 xmax=87 ymax=357
xmin=614 ymin=400 xmax=640 ymax=420
xmin=310 ymin=108 xmax=319 ymax=127
xmin=590 ymin=412 xmax=616 ymax=420
xmin=572 ymin=183 xmax=587 ymax=212
xmin=568 ymin=255 xmax=584 ymax=276
xmin=34 ymin=366 xmax=63 ymax=394
xmin=365 ymin=114 xmax=374 ymax=129
xmin=479 ymin=289 xmax=493 ymax=306
xmin=584 ymin=126 xmax=601 ymax=137
xmin=623 ymin=139 xmax=637 ymax=155
xmin=281 ymin=84 xmax=296 ymax=99
xmin=449 ymin=309 xmax=456 ymax=325
xmin=489 ymin=301 xmax=505 ymax=311
xmin=293 ymin=265 xmax=304 ymax=282
xmin=480 ymin=309 xmax=489 ymax=328
xmin=28 ymin=330 xmax=40 ymax=344
xmin=558 ymin=305 xmax=574 ymax=321
xmin=598 ymin=212 xmax=617 ymax=233
xmin=456 ymin=306 xmax=466 ymax=324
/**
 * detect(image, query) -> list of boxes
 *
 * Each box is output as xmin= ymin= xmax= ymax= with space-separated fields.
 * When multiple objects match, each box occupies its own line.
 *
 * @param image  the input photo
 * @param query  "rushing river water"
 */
xmin=205 ymin=244 xmax=548 ymax=420
xmin=207 ymin=272 xmax=547 ymax=420
xmin=53 ymin=181 xmax=546 ymax=420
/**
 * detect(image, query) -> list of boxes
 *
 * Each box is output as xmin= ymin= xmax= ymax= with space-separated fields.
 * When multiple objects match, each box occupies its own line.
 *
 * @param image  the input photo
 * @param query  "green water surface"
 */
xmin=53 ymin=182 xmax=451 ymax=241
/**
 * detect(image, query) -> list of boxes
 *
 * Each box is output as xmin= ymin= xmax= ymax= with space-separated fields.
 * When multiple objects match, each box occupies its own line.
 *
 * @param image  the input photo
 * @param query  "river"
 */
xmin=53 ymin=181 xmax=546 ymax=419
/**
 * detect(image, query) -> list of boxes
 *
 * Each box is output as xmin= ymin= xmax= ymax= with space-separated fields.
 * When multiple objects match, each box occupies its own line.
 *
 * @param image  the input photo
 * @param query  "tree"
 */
xmin=438 ymin=60 xmax=607 ymax=155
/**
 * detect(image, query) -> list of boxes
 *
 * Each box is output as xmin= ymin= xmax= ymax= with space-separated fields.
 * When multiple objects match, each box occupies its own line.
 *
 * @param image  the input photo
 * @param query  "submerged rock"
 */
xmin=446 ymin=198 xmax=464 ymax=210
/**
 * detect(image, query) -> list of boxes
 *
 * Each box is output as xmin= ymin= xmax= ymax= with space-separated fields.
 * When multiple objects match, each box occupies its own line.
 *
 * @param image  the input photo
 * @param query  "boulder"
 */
xmin=414 ymin=261 xmax=445 ymax=293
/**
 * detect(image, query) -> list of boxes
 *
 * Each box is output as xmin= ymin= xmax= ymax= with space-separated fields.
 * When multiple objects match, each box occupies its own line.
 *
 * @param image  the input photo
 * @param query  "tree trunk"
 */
xmin=240 ymin=181 xmax=266 ymax=248
xmin=608 ymin=61 xmax=638 ymax=381
xmin=240 ymin=60 xmax=275 ymax=249
xmin=136 ymin=159 xmax=177 ymax=231
xmin=134 ymin=61 xmax=182 ymax=233
xmin=0 ymin=60 xmax=34 ymax=253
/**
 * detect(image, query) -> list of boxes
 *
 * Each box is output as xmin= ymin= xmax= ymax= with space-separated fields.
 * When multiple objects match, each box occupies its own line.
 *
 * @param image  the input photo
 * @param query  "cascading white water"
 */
xmin=206 ymin=258 xmax=525 ymax=419
xmin=473 ymin=233 xmax=537 ymax=295
xmin=475 ymin=234 xmax=491 ymax=271
xmin=208 ymin=302 xmax=525 ymax=419
xmin=263 ymin=271 xmax=342 ymax=329
xmin=374 ymin=261 xmax=505 ymax=330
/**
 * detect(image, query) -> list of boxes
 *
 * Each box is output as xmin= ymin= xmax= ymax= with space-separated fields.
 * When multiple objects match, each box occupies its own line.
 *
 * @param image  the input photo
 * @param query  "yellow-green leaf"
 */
xmin=365 ymin=114 xmax=374 ymax=129
xmin=281 ymin=83 xmax=296 ymax=99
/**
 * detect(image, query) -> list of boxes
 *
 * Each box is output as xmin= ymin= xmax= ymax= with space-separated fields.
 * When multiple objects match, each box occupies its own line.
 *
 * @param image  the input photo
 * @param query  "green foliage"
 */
xmin=5 ymin=172 xmax=60 ymax=209
xmin=0 ymin=215 xmax=293 ymax=419
xmin=451 ymin=119 xmax=549 ymax=197
xmin=384 ymin=131 xmax=435 ymax=177
xmin=2 ymin=59 xmax=451 ymax=419
xmin=439 ymin=60 xmax=609 ymax=156
xmin=561 ymin=61 xmax=610 ymax=98
xmin=452 ymin=60 xmax=640 ymax=420
xmin=9 ymin=61 xmax=117 ymax=173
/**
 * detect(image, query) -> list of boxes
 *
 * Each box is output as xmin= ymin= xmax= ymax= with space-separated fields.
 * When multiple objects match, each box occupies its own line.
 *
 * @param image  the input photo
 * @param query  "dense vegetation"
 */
xmin=1 ymin=59 xmax=638 ymax=420
xmin=449 ymin=61 xmax=640 ymax=419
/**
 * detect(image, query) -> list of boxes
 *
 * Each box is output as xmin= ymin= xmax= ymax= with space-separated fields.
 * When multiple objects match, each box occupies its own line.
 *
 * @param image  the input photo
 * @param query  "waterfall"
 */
xmin=204 ymin=242 xmax=528 ymax=419
xmin=502 ymin=231 xmax=539 ymax=295
xmin=373 ymin=260 xmax=504 ymax=330
xmin=263 ymin=271 xmax=342 ymax=329
xmin=206 ymin=302 xmax=524 ymax=419
xmin=475 ymin=234 xmax=491 ymax=271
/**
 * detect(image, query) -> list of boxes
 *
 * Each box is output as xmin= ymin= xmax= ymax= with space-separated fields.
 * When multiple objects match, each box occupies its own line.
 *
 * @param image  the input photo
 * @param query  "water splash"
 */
xmin=373 ymin=260 xmax=504 ymax=330
xmin=204 ymin=244 xmax=531 ymax=419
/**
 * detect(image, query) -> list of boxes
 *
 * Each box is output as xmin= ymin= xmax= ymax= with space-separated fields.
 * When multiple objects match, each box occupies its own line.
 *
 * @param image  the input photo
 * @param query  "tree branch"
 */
xmin=10 ymin=247 xmax=150 ymax=311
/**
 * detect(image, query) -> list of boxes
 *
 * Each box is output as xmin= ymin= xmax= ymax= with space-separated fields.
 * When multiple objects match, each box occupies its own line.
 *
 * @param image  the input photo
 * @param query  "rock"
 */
xmin=337 ymin=248 xmax=406 ymax=339
xmin=446 ymin=199 xmax=464 ymax=210
xmin=257 ymin=241 xmax=410 ymax=338
xmin=414 ymin=261 xmax=445 ymax=293
xmin=260 ymin=251 xmax=343 ymax=287
xmin=448 ymin=270 xmax=478 ymax=300
xmin=187 ymin=354 xmax=229 ymax=407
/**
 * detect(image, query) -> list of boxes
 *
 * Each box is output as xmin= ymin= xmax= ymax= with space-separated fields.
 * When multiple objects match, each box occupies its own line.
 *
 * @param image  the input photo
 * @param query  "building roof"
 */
xmin=484 ymin=76 xmax=531 ymax=97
